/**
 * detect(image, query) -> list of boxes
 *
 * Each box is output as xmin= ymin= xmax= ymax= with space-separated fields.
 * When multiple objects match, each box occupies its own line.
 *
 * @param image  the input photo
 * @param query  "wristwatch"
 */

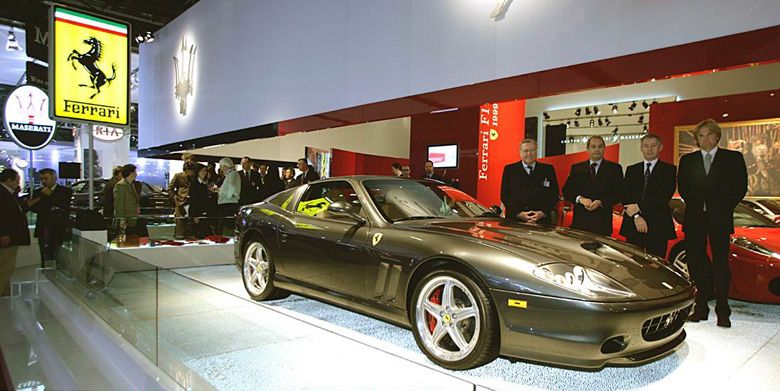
xmin=633 ymin=213 xmax=641 ymax=220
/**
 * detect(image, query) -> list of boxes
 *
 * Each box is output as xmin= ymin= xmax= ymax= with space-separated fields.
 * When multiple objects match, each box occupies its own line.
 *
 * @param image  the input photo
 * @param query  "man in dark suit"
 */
xmin=421 ymin=160 xmax=449 ymax=183
xmin=620 ymin=134 xmax=677 ymax=258
xmin=282 ymin=167 xmax=298 ymax=189
xmin=239 ymin=157 xmax=261 ymax=205
xmin=28 ymin=168 xmax=72 ymax=267
xmin=296 ymin=158 xmax=320 ymax=185
xmin=501 ymin=139 xmax=559 ymax=224
xmin=0 ymin=169 xmax=30 ymax=296
xmin=563 ymin=136 xmax=623 ymax=236
xmin=678 ymin=119 xmax=748 ymax=328
xmin=258 ymin=164 xmax=284 ymax=200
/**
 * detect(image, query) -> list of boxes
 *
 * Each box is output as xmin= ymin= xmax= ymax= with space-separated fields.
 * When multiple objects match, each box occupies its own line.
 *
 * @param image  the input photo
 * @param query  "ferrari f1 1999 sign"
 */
xmin=50 ymin=5 xmax=130 ymax=126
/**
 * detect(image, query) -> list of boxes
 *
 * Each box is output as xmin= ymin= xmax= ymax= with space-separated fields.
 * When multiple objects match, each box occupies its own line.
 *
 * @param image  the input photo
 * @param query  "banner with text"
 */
xmin=476 ymin=100 xmax=526 ymax=207
xmin=50 ymin=5 xmax=130 ymax=125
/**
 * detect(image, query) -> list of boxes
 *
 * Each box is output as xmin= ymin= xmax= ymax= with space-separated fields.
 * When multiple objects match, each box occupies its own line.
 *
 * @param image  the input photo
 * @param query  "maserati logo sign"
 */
xmin=3 ymin=85 xmax=57 ymax=150
xmin=174 ymin=38 xmax=197 ymax=116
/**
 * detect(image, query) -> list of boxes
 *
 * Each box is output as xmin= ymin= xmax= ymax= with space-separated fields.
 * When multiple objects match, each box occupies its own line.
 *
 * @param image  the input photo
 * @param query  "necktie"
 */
xmin=590 ymin=162 xmax=598 ymax=177
xmin=642 ymin=162 xmax=651 ymax=198
xmin=526 ymin=165 xmax=533 ymax=175
xmin=704 ymin=153 xmax=712 ymax=175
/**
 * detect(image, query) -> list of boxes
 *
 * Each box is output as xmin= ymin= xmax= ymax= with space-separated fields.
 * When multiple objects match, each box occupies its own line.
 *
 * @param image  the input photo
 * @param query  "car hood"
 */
xmin=734 ymin=227 xmax=780 ymax=253
xmin=400 ymin=219 xmax=691 ymax=300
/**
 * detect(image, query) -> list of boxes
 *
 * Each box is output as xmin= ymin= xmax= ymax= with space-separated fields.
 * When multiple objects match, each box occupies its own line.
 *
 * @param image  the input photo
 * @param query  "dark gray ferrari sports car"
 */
xmin=234 ymin=176 xmax=694 ymax=370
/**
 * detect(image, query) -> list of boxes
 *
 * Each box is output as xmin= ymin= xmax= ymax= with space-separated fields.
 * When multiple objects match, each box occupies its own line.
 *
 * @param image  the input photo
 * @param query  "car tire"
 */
xmin=410 ymin=269 xmax=499 ymax=370
xmin=668 ymin=243 xmax=691 ymax=280
xmin=241 ymin=239 xmax=289 ymax=301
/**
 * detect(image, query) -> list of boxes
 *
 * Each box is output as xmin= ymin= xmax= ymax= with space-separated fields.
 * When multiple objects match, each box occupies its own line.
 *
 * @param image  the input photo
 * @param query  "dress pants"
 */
xmin=37 ymin=225 xmax=63 ymax=267
xmin=217 ymin=203 xmax=239 ymax=235
xmin=0 ymin=246 xmax=19 ymax=297
xmin=685 ymin=215 xmax=731 ymax=315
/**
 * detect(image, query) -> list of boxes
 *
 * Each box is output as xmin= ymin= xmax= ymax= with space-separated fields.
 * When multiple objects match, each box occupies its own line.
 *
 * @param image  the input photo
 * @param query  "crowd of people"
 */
xmin=500 ymin=118 xmax=747 ymax=328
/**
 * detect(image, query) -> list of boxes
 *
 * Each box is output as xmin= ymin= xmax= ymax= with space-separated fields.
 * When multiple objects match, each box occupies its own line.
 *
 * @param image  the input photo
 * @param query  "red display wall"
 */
xmin=539 ymin=144 xmax=621 ymax=193
xmin=476 ymin=100 xmax=526 ymax=207
xmin=330 ymin=148 xmax=409 ymax=177
xmin=410 ymin=107 xmax=480 ymax=196
xmin=651 ymin=89 xmax=780 ymax=163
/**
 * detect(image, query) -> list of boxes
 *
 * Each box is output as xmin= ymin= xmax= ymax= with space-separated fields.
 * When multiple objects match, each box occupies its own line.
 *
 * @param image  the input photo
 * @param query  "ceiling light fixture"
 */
xmin=585 ymin=107 xmax=592 ymax=116
xmin=589 ymin=119 xmax=595 ymax=127
xmin=574 ymin=108 xmax=581 ymax=116
xmin=628 ymin=101 xmax=637 ymax=111
xmin=594 ymin=106 xmax=600 ymax=115
xmin=611 ymin=104 xmax=618 ymax=113
xmin=638 ymin=115 xmax=645 ymax=123
xmin=641 ymin=100 xmax=649 ymax=109
xmin=543 ymin=112 xmax=550 ymax=120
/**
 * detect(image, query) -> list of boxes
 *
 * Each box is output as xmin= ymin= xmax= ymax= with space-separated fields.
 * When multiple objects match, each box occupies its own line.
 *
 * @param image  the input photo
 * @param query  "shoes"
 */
xmin=717 ymin=315 xmax=731 ymax=328
xmin=688 ymin=308 xmax=709 ymax=322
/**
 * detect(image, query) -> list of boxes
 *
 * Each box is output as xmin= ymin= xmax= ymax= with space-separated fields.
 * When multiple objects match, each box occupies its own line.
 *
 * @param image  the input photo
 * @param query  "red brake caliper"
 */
xmin=426 ymin=286 xmax=443 ymax=333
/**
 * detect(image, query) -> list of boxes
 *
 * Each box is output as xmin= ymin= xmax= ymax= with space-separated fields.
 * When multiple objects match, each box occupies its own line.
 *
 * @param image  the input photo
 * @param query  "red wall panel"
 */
xmin=410 ymin=107 xmax=480 ymax=197
xmin=650 ymin=89 xmax=780 ymax=163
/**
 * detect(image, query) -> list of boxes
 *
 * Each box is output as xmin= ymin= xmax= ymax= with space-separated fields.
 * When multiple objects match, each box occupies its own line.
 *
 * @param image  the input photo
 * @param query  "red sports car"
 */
xmin=558 ymin=199 xmax=780 ymax=304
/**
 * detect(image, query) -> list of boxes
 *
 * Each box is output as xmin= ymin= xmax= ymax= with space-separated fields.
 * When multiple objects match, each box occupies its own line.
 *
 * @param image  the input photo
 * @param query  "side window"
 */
xmin=267 ymin=187 xmax=301 ymax=211
xmin=296 ymin=181 xmax=363 ymax=220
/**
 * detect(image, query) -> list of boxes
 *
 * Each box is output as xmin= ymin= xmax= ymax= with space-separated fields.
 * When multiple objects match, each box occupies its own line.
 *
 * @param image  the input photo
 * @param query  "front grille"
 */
xmin=641 ymin=306 xmax=691 ymax=342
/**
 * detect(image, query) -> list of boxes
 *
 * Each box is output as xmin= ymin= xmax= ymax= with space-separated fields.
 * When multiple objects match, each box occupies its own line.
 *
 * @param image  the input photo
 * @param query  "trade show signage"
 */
xmin=476 ymin=100 xmax=526 ymax=207
xmin=92 ymin=124 xmax=125 ymax=141
xmin=50 ymin=5 xmax=130 ymax=126
xmin=3 ymin=85 xmax=58 ymax=150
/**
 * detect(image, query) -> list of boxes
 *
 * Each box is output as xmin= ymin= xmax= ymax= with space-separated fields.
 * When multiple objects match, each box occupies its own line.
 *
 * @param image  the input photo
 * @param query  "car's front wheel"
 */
xmin=242 ymin=239 xmax=289 ymax=301
xmin=411 ymin=270 xmax=499 ymax=370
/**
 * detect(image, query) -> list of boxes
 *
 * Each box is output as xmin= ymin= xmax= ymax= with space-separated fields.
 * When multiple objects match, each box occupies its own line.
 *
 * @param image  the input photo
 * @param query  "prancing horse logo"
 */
xmin=67 ymin=37 xmax=117 ymax=99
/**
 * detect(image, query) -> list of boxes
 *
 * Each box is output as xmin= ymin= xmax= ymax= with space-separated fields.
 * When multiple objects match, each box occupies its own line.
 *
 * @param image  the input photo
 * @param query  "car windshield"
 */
xmin=363 ymin=179 xmax=493 ymax=222
xmin=757 ymin=199 xmax=780 ymax=214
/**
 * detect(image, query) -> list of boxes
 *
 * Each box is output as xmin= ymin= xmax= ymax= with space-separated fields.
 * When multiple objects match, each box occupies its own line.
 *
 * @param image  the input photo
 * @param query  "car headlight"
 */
xmin=731 ymin=237 xmax=780 ymax=259
xmin=533 ymin=263 xmax=636 ymax=299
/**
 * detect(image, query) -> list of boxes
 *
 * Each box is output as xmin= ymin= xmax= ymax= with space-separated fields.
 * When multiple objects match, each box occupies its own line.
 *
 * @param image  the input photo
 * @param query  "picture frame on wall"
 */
xmin=674 ymin=118 xmax=780 ymax=197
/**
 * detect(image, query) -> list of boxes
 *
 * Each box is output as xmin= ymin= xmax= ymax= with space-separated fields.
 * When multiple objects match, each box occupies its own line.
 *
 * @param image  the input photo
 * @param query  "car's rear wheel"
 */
xmin=669 ymin=244 xmax=690 ymax=280
xmin=411 ymin=270 xmax=499 ymax=370
xmin=242 ymin=240 xmax=289 ymax=301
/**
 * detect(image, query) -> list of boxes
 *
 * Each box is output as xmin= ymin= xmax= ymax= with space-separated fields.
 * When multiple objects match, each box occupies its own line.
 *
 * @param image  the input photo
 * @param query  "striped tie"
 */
xmin=642 ymin=162 xmax=651 ymax=198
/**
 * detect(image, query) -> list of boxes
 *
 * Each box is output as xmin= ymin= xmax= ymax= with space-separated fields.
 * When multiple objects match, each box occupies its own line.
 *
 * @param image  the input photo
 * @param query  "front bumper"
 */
xmin=490 ymin=287 xmax=695 ymax=369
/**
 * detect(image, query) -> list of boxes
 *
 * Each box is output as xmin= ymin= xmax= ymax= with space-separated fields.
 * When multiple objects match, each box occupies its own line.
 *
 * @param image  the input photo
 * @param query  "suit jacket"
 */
xmin=0 ymin=187 xmax=30 ymax=246
xmin=102 ymin=177 xmax=120 ymax=218
xmin=114 ymin=180 xmax=140 ymax=226
xmin=619 ymin=160 xmax=677 ymax=240
xmin=188 ymin=178 xmax=214 ymax=217
xmin=30 ymin=185 xmax=72 ymax=238
xmin=259 ymin=172 xmax=284 ymax=200
xmin=239 ymin=170 xmax=261 ymax=205
xmin=168 ymin=172 xmax=191 ymax=208
xmin=678 ymin=148 xmax=748 ymax=234
xmin=500 ymin=161 xmax=559 ymax=223
xmin=563 ymin=159 xmax=623 ymax=235
xmin=421 ymin=173 xmax=449 ymax=184
xmin=284 ymin=178 xmax=298 ymax=189
xmin=296 ymin=169 xmax=320 ymax=185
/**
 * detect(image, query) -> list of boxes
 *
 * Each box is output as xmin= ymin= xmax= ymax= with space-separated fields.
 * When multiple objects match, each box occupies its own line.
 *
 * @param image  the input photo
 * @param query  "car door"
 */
xmin=278 ymin=180 xmax=370 ymax=297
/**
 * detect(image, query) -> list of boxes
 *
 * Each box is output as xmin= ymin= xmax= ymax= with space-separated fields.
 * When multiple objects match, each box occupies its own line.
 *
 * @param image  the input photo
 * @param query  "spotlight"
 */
xmin=594 ymin=106 xmax=600 ymax=115
xmin=566 ymin=120 xmax=571 ymax=127
xmin=642 ymin=100 xmax=649 ymax=109
xmin=145 ymin=31 xmax=155 ymax=43
xmin=134 ymin=33 xmax=145 ymax=44
xmin=589 ymin=119 xmax=594 ymax=127
xmin=638 ymin=115 xmax=645 ymax=124
xmin=614 ymin=127 xmax=619 ymax=133
xmin=6 ymin=27 xmax=21 ymax=51
xmin=575 ymin=108 xmax=581 ymax=116
xmin=611 ymin=104 xmax=618 ymax=113
xmin=643 ymin=125 xmax=648 ymax=132
xmin=543 ymin=112 xmax=550 ymax=120
xmin=574 ymin=120 xmax=580 ymax=127
xmin=605 ymin=118 xmax=611 ymax=126
xmin=629 ymin=101 xmax=637 ymax=111
xmin=652 ymin=100 xmax=658 ymax=105
xmin=135 ymin=31 xmax=155 ymax=44
xmin=598 ymin=118 xmax=603 ymax=127
xmin=585 ymin=107 xmax=592 ymax=115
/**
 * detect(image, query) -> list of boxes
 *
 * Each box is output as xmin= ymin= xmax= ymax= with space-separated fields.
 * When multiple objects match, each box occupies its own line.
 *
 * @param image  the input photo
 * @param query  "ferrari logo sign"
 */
xmin=50 ymin=6 xmax=130 ymax=125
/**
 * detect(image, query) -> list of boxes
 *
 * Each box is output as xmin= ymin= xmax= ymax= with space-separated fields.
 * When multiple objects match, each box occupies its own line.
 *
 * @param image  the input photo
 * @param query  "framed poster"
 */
xmin=675 ymin=118 xmax=780 ymax=197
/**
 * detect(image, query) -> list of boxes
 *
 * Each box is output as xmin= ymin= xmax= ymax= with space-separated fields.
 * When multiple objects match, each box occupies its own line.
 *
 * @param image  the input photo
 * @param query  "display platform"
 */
xmin=175 ymin=265 xmax=780 ymax=391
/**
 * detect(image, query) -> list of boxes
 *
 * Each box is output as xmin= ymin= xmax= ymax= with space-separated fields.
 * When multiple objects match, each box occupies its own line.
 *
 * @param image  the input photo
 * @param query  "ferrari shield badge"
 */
xmin=372 ymin=233 xmax=383 ymax=246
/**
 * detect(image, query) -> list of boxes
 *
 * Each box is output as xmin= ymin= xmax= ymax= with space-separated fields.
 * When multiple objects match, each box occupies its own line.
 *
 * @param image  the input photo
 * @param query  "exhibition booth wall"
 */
xmin=330 ymin=148 xmax=409 ymax=177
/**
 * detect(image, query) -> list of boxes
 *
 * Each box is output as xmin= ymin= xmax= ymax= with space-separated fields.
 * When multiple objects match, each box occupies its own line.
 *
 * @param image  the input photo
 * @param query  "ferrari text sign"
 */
xmin=50 ymin=6 xmax=130 ymax=125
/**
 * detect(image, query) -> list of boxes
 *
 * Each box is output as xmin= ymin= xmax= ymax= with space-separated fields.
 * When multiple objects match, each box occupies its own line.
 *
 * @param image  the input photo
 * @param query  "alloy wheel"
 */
xmin=243 ymin=242 xmax=270 ymax=296
xmin=415 ymin=275 xmax=481 ymax=362
xmin=672 ymin=249 xmax=691 ymax=279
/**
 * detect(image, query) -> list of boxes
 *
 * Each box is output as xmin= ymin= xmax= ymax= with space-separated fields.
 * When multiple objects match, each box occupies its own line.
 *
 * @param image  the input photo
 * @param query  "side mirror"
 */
xmin=328 ymin=201 xmax=366 ymax=223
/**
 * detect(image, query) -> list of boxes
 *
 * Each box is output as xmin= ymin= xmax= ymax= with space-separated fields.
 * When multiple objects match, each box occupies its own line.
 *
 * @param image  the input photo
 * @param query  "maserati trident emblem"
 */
xmin=174 ymin=38 xmax=197 ymax=115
